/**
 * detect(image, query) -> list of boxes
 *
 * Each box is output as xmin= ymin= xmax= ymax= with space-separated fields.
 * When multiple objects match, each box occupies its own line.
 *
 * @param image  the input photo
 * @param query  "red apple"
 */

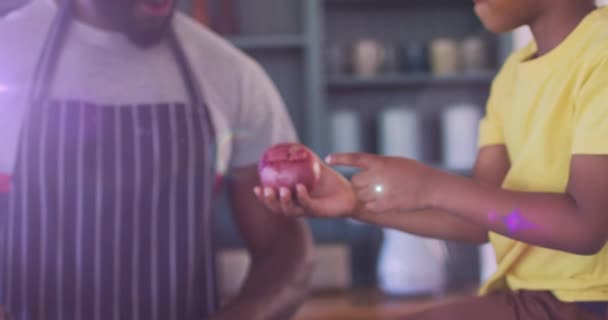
xmin=258 ymin=143 xmax=321 ymax=192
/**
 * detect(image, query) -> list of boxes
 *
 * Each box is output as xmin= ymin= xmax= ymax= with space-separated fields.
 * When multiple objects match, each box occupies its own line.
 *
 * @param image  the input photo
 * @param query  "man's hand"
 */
xmin=254 ymin=156 xmax=359 ymax=218
xmin=327 ymin=153 xmax=439 ymax=214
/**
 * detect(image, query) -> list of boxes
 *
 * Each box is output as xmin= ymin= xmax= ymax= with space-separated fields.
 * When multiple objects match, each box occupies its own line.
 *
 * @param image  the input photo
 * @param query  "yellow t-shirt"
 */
xmin=478 ymin=7 xmax=608 ymax=302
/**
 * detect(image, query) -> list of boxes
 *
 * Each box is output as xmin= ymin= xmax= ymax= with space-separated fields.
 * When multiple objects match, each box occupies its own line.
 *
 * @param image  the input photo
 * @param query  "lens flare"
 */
xmin=488 ymin=209 xmax=537 ymax=234
xmin=374 ymin=184 xmax=384 ymax=194
xmin=215 ymin=131 xmax=236 ymax=176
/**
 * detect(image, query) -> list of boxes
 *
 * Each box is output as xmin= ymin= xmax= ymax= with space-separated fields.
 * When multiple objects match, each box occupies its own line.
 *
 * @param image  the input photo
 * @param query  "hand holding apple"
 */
xmin=254 ymin=143 xmax=359 ymax=218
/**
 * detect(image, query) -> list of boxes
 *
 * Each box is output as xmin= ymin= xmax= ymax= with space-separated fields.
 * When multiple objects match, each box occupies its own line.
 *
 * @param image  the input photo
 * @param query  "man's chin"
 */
xmin=127 ymin=29 xmax=168 ymax=48
xmin=126 ymin=15 xmax=174 ymax=47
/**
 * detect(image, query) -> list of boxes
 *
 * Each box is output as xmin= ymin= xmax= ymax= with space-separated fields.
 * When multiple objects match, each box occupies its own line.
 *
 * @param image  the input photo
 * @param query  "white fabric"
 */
xmin=0 ymin=0 xmax=297 ymax=174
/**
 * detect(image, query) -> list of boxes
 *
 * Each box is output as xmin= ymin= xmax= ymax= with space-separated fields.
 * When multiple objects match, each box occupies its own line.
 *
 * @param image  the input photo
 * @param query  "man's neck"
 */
xmin=53 ymin=0 xmax=118 ymax=31
xmin=529 ymin=3 xmax=596 ymax=57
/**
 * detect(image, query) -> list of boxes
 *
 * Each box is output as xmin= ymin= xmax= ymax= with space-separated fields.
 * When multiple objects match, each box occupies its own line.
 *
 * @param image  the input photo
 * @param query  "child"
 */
xmin=255 ymin=0 xmax=608 ymax=319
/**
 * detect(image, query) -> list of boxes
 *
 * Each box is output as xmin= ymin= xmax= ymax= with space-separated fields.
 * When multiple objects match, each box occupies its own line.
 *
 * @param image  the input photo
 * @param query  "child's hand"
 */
xmin=254 ymin=159 xmax=359 ymax=218
xmin=327 ymin=153 xmax=438 ymax=214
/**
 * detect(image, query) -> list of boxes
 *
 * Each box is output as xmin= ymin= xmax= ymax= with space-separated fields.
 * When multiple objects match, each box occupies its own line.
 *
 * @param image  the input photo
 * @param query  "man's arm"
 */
xmin=352 ymin=145 xmax=510 ymax=244
xmin=429 ymin=154 xmax=608 ymax=255
xmin=212 ymin=165 xmax=315 ymax=320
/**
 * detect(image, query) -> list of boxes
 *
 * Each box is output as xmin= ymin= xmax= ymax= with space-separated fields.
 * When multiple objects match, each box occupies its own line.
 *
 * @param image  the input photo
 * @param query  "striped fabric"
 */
xmin=1 ymin=99 xmax=215 ymax=320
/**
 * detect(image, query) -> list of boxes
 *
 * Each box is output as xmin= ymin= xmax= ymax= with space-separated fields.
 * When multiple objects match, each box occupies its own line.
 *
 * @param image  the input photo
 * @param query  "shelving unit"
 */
xmin=328 ymin=72 xmax=497 ymax=90
xmin=228 ymin=35 xmax=306 ymax=50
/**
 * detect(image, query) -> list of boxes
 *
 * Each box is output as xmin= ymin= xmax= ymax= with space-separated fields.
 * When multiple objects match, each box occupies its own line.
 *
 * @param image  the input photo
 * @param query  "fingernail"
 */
xmin=325 ymin=155 xmax=332 ymax=163
xmin=264 ymin=188 xmax=273 ymax=197
xmin=296 ymin=184 xmax=305 ymax=192
xmin=280 ymin=188 xmax=289 ymax=197
xmin=253 ymin=187 xmax=260 ymax=195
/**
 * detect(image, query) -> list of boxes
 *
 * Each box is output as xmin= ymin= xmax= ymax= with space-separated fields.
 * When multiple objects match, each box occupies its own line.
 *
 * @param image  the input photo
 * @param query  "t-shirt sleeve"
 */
xmin=572 ymin=56 xmax=608 ymax=155
xmin=229 ymin=61 xmax=298 ymax=168
xmin=478 ymin=74 xmax=507 ymax=147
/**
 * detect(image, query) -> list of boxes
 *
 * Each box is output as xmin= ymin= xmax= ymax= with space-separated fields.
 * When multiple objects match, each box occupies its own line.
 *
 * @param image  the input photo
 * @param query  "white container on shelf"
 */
xmin=377 ymin=229 xmax=447 ymax=296
xmin=441 ymin=104 xmax=483 ymax=170
xmin=379 ymin=107 xmax=421 ymax=160
xmin=330 ymin=110 xmax=362 ymax=154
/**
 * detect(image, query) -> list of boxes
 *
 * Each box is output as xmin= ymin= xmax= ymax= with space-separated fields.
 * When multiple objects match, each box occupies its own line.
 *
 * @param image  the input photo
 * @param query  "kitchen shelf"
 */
xmin=336 ymin=163 xmax=472 ymax=178
xmin=324 ymin=0 xmax=475 ymax=9
xmin=328 ymin=72 xmax=496 ymax=90
xmin=228 ymin=35 xmax=307 ymax=50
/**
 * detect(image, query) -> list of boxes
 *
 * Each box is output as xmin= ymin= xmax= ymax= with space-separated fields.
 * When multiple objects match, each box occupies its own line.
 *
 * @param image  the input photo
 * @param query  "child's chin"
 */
xmin=477 ymin=14 xmax=521 ymax=34
xmin=481 ymin=22 xmax=516 ymax=34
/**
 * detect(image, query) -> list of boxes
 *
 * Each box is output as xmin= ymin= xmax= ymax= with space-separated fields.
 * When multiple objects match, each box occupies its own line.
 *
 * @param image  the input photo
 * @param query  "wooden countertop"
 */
xmin=293 ymin=289 xmax=476 ymax=320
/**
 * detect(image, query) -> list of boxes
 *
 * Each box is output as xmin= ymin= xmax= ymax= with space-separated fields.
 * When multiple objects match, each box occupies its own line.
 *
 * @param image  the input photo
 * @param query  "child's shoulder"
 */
xmin=489 ymin=45 xmax=532 ymax=88
xmin=574 ymin=7 xmax=608 ymax=66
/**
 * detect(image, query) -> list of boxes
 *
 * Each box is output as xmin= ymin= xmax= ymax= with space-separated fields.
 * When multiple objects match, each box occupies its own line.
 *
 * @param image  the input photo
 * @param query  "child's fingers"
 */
xmin=365 ymin=201 xmax=382 ymax=213
xmin=357 ymin=188 xmax=377 ymax=202
xmin=351 ymin=171 xmax=375 ymax=188
xmin=326 ymin=153 xmax=376 ymax=170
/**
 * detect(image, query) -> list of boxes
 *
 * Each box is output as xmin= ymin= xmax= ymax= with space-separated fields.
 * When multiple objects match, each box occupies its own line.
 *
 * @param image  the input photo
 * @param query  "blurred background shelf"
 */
xmin=324 ymin=0 xmax=476 ymax=8
xmin=229 ymin=35 xmax=307 ymax=50
xmin=328 ymin=72 xmax=497 ymax=89
xmin=173 ymin=0 xmax=509 ymax=294
xmin=335 ymin=164 xmax=472 ymax=178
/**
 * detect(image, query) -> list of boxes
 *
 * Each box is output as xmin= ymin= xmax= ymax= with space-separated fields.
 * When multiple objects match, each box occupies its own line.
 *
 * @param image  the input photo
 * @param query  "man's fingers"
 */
xmin=295 ymin=184 xmax=318 ymax=212
xmin=259 ymin=187 xmax=281 ymax=213
xmin=279 ymin=187 xmax=305 ymax=217
xmin=254 ymin=186 xmax=263 ymax=198
xmin=255 ymin=186 xmax=307 ymax=217
xmin=326 ymin=153 xmax=376 ymax=170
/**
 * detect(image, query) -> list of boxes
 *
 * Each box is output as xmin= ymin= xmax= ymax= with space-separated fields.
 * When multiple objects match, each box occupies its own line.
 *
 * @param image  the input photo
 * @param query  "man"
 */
xmin=0 ymin=0 xmax=314 ymax=319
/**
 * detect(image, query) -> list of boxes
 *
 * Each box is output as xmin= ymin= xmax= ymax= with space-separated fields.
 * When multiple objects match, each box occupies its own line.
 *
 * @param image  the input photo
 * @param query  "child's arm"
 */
xmin=328 ymin=152 xmax=608 ymax=255
xmin=429 ymin=154 xmax=608 ymax=255
xmin=351 ymin=145 xmax=510 ymax=244
xmin=354 ymin=210 xmax=489 ymax=243
xmin=254 ymin=146 xmax=508 ymax=244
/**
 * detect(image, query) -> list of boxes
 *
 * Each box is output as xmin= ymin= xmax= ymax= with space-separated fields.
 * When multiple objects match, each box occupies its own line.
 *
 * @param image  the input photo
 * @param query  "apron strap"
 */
xmin=11 ymin=0 xmax=74 ymax=177
xmin=28 ymin=0 xmax=74 ymax=106
xmin=168 ymin=27 xmax=219 ymax=316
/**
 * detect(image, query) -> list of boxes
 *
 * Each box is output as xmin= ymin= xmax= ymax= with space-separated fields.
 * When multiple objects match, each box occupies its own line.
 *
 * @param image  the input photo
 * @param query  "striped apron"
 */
xmin=0 ymin=88 xmax=218 ymax=319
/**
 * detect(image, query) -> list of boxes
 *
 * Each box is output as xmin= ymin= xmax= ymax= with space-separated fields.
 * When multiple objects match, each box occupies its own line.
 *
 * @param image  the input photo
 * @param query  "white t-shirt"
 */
xmin=0 ymin=0 xmax=297 ymax=176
